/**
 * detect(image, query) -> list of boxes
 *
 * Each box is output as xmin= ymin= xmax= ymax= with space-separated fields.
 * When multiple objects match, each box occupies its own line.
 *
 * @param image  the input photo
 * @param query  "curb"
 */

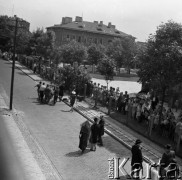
xmin=8 ymin=60 xmax=43 ymax=82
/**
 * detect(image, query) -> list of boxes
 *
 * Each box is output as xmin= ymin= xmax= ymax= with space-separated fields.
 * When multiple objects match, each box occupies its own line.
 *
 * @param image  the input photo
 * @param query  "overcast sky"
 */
xmin=1 ymin=0 xmax=182 ymax=42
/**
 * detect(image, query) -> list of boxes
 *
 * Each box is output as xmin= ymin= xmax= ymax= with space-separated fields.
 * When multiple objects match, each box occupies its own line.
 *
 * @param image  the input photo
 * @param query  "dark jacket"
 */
xmin=131 ymin=144 xmax=143 ymax=166
xmin=99 ymin=119 xmax=105 ymax=136
xmin=90 ymin=123 xmax=99 ymax=144
xmin=160 ymin=150 xmax=175 ymax=168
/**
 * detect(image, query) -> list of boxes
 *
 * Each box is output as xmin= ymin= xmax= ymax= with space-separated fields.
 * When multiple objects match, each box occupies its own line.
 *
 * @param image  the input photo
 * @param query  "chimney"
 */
xmin=99 ymin=21 xmax=103 ymax=26
xmin=111 ymin=25 xmax=115 ymax=29
xmin=94 ymin=21 xmax=98 ymax=24
xmin=75 ymin=16 xmax=83 ymax=22
xmin=108 ymin=22 xmax=112 ymax=28
xmin=62 ymin=17 xmax=65 ymax=24
xmin=63 ymin=17 xmax=72 ymax=24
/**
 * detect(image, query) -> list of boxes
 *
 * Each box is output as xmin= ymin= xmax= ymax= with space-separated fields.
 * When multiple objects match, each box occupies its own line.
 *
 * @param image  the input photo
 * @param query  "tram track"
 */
xmin=74 ymin=103 xmax=161 ymax=164
xmin=73 ymin=102 xmax=182 ymax=174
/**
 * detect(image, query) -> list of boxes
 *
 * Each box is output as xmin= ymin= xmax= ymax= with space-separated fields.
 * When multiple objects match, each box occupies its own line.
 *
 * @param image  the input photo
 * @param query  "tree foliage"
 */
xmin=60 ymin=40 xmax=88 ymax=65
xmin=27 ymin=28 xmax=55 ymax=58
xmin=121 ymin=37 xmax=136 ymax=72
xmin=106 ymin=37 xmax=136 ymax=72
xmin=59 ymin=65 xmax=91 ymax=94
xmin=97 ymin=55 xmax=116 ymax=88
xmin=138 ymin=20 xmax=182 ymax=91
xmin=16 ymin=29 xmax=31 ymax=54
xmin=137 ymin=20 xmax=182 ymax=123
xmin=0 ymin=15 xmax=31 ymax=53
xmin=106 ymin=38 xmax=124 ymax=68
xmin=50 ymin=46 xmax=62 ymax=68
xmin=87 ymin=43 xmax=105 ymax=65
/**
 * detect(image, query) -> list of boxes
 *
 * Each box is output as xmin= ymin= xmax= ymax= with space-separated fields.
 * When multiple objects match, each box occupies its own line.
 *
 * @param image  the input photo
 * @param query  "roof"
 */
xmin=47 ymin=21 xmax=133 ymax=38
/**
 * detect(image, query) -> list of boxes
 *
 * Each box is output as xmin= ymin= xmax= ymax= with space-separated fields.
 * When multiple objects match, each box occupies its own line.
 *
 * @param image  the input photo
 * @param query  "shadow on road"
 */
xmin=61 ymin=109 xmax=71 ymax=112
xmin=32 ymin=101 xmax=47 ymax=105
xmin=65 ymin=150 xmax=90 ymax=157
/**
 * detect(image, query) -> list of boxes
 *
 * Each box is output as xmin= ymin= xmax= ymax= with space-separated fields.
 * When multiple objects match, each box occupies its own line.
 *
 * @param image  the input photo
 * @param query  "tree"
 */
xmin=59 ymin=65 xmax=91 ymax=94
xmin=121 ymin=37 xmax=136 ymax=74
xmin=60 ymin=40 xmax=88 ymax=65
xmin=106 ymin=37 xmax=136 ymax=73
xmin=50 ymin=46 xmax=62 ymax=69
xmin=138 ymin=20 xmax=182 ymax=124
xmin=0 ymin=15 xmax=13 ymax=51
xmin=16 ymin=28 xmax=31 ymax=54
xmin=97 ymin=55 xmax=116 ymax=89
xmin=106 ymin=38 xmax=124 ymax=68
xmin=0 ymin=15 xmax=31 ymax=53
xmin=27 ymin=28 xmax=55 ymax=58
xmin=87 ymin=43 xmax=105 ymax=65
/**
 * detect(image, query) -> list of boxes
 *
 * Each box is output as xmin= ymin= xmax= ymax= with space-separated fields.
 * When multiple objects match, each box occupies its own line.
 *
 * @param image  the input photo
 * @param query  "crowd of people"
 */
xmin=90 ymin=82 xmax=182 ymax=151
xmin=79 ymin=116 xmax=105 ymax=153
xmin=35 ymin=81 xmax=64 ymax=105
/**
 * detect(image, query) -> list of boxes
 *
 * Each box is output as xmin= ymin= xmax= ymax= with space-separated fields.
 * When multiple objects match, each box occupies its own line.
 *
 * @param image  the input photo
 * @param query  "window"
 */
xmin=94 ymin=38 xmax=97 ymax=44
xmin=67 ymin=34 xmax=70 ymax=41
xmin=100 ymin=39 xmax=103 ymax=44
xmin=78 ymin=36 xmax=81 ymax=42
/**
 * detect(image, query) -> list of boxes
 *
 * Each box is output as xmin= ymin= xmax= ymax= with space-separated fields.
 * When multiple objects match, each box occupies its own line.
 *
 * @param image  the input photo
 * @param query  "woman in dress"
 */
xmin=79 ymin=121 xmax=91 ymax=153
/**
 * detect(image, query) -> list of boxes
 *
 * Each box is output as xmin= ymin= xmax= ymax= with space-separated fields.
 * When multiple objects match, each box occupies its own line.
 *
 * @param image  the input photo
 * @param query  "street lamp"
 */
xmin=9 ymin=15 xmax=18 ymax=110
xmin=9 ymin=15 xmax=26 ymax=110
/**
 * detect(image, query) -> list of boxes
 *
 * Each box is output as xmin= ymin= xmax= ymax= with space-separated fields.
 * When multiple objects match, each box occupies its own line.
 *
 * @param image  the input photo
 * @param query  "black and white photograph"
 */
xmin=0 ymin=0 xmax=182 ymax=179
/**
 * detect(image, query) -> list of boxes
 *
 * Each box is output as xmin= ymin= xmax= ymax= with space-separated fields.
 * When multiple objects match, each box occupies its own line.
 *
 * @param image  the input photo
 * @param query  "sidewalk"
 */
xmin=13 ymin=60 xmax=182 ymax=169
xmin=0 ymin=93 xmax=47 ymax=180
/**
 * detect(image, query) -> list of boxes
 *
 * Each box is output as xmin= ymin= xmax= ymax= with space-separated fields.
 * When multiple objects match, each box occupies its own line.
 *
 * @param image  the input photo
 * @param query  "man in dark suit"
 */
xmin=131 ymin=139 xmax=143 ymax=178
xmin=90 ymin=118 xmax=99 ymax=151
xmin=160 ymin=144 xmax=175 ymax=178
xmin=97 ymin=115 xmax=105 ymax=146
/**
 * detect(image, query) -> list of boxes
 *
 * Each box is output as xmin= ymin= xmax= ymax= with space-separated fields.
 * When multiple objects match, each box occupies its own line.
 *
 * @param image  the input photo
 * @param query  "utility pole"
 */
xmin=9 ymin=15 xmax=18 ymax=110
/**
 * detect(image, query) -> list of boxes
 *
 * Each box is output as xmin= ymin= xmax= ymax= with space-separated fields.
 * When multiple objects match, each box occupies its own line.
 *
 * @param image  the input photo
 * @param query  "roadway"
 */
xmin=0 ymin=58 xmax=134 ymax=179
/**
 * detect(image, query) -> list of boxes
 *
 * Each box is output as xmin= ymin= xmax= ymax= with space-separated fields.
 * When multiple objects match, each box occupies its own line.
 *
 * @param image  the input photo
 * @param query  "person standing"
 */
xmin=59 ymin=83 xmax=64 ymax=101
xmin=174 ymin=99 xmax=179 ymax=112
xmin=53 ymin=86 xmax=59 ymax=105
xmin=160 ymin=144 xmax=175 ymax=177
xmin=174 ymin=119 xmax=182 ymax=152
xmin=39 ymin=82 xmax=46 ymax=103
xmin=90 ymin=118 xmax=99 ymax=151
xmin=98 ymin=116 xmax=105 ymax=146
xmin=33 ymin=63 xmax=37 ymax=74
xmin=70 ymin=91 xmax=76 ymax=112
xmin=35 ymin=81 xmax=42 ymax=100
xmin=44 ymin=85 xmax=51 ymax=104
xmin=131 ymin=139 xmax=143 ymax=178
xmin=79 ymin=121 xmax=91 ymax=153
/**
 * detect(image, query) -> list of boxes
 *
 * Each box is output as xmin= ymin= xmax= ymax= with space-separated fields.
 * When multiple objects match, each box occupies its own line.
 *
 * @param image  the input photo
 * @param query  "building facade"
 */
xmin=47 ymin=16 xmax=135 ymax=47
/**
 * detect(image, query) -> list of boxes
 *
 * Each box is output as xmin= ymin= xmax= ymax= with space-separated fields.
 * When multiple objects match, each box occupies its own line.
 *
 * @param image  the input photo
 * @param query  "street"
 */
xmin=0 ymin=58 xmax=134 ymax=180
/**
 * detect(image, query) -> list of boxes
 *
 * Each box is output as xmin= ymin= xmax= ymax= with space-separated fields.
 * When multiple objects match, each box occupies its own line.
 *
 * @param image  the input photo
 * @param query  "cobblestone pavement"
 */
xmin=6 ymin=59 xmax=182 ymax=177
xmin=0 ymin=83 xmax=135 ymax=180
xmin=1 ymin=59 xmax=140 ymax=180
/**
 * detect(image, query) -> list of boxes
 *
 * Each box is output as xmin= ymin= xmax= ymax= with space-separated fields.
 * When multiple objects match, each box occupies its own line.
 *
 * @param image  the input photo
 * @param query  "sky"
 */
xmin=1 ymin=0 xmax=182 ymax=42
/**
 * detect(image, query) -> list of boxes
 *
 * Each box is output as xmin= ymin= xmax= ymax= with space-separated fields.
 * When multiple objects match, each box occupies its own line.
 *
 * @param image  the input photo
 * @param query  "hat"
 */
xmin=72 ymin=91 xmax=76 ymax=95
xmin=165 ymin=144 xmax=171 ymax=150
xmin=94 ymin=117 xmax=98 ymax=123
xmin=135 ymin=139 xmax=142 ymax=145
